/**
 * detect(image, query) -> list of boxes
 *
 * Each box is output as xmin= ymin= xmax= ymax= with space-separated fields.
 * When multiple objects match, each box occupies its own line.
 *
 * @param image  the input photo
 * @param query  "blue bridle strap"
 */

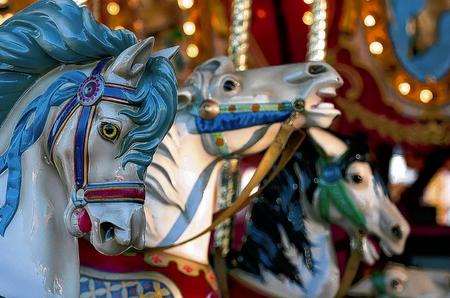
xmin=46 ymin=59 xmax=145 ymax=208
xmin=195 ymin=110 xmax=292 ymax=133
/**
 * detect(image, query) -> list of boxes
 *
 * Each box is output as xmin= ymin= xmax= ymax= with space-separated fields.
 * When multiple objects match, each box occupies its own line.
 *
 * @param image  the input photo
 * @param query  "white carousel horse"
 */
xmin=144 ymin=57 xmax=343 ymax=262
xmin=78 ymin=56 xmax=344 ymax=297
xmin=228 ymin=127 xmax=411 ymax=298
xmin=0 ymin=1 xmax=178 ymax=297
xmin=349 ymin=262 xmax=450 ymax=298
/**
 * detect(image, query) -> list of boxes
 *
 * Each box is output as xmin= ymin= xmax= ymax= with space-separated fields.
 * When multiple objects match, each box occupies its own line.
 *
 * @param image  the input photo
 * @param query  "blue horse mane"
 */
xmin=0 ymin=0 xmax=137 ymax=126
xmin=0 ymin=0 xmax=178 ymax=235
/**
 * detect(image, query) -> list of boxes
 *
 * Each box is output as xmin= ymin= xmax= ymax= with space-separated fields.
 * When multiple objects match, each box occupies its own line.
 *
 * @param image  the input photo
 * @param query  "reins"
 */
xmin=146 ymin=110 xmax=306 ymax=253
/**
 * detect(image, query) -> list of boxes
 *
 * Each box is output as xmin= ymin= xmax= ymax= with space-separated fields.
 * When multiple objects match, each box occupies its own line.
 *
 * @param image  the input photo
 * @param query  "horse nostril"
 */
xmin=391 ymin=225 xmax=403 ymax=240
xmin=308 ymin=64 xmax=327 ymax=75
xmin=100 ymin=222 xmax=116 ymax=242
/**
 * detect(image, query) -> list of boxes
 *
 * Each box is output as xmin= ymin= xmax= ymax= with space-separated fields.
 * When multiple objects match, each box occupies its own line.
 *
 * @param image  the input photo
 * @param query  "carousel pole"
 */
xmin=213 ymin=1 xmax=252 ymax=297
xmin=228 ymin=0 xmax=252 ymax=70
xmin=306 ymin=0 xmax=327 ymax=62
xmin=306 ymin=1 xmax=365 ymax=296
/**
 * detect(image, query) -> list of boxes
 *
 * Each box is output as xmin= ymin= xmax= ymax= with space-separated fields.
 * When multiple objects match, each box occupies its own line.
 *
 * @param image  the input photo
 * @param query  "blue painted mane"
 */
xmin=0 ymin=0 xmax=137 ymax=126
xmin=0 ymin=0 xmax=178 ymax=235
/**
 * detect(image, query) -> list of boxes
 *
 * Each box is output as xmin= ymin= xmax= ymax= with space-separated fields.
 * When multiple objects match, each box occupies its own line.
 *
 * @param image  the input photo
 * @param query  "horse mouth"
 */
xmin=305 ymin=86 xmax=341 ymax=117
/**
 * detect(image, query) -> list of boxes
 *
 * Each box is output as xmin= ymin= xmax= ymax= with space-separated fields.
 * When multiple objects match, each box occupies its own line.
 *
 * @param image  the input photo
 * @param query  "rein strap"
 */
xmin=146 ymin=112 xmax=306 ymax=252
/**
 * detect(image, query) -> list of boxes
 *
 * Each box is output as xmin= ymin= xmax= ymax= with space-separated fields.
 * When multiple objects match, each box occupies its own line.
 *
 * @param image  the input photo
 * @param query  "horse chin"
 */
xmin=89 ymin=232 xmax=131 ymax=256
xmin=360 ymin=236 xmax=380 ymax=265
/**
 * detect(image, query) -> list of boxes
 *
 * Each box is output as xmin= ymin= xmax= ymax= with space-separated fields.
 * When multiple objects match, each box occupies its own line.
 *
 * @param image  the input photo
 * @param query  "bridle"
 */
xmin=192 ymin=97 xmax=304 ymax=156
xmin=47 ymin=59 xmax=145 ymax=210
xmin=298 ymin=146 xmax=369 ymax=230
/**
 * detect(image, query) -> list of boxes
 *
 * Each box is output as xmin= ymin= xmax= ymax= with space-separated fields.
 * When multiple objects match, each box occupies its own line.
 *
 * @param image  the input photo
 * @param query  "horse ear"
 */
xmin=177 ymin=86 xmax=194 ymax=111
xmin=104 ymin=37 xmax=155 ymax=87
xmin=197 ymin=56 xmax=235 ymax=75
xmin=307 ymin=127 xmax=348 ymax=158
xmin=151 ymin=46 xmax=179 ymax=61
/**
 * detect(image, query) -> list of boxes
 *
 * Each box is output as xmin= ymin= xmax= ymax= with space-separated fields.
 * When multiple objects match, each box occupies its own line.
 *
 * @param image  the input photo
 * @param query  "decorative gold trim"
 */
xmin=335 ymin=96 xmax=450 ymax=145
xmin=337 ymin=0 xmax=450 ymax=120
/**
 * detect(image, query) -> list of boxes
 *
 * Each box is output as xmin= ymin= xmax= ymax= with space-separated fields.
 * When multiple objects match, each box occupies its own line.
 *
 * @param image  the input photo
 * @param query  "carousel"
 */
xmin=0 ymin=0 xmax=448 ymax=297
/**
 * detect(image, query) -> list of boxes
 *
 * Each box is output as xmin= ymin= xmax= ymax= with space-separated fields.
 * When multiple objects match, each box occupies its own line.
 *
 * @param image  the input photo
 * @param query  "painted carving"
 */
xmin=0 ymin=0 xmax=178 ymax=297
xmin=228 ymin=127 xmax=410 ymax=297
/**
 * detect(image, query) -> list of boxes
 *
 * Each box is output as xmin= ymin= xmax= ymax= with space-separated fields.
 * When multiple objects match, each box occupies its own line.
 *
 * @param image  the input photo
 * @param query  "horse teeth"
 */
xmin=316 ymin=103 xmax=335 ymax=109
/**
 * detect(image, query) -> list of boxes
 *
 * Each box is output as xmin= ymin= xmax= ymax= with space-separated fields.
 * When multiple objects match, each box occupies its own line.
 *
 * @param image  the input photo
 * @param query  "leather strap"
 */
xmin=335 ymin=232 xmax=364 ymax=298
xmin=146 ymin=112 xmax=305 ymax=253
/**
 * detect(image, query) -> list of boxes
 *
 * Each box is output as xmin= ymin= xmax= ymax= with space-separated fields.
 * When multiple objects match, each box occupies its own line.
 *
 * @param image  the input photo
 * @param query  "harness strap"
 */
xmin=146 ymin=112 xmax=306 ymax=253
xmin=46 ymin=58 xmax=145 ymax=207
xmin=335 ymin=232 xmax=365 ymax=298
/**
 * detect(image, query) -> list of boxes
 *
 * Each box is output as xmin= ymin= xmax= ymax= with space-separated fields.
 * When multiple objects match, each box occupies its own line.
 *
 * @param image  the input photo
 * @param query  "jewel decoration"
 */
xmin=77 ymin=74 xmax=105 ymax=106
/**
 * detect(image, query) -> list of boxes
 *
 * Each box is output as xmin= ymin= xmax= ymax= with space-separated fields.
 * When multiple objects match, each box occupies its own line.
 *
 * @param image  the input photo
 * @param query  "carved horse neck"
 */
xmin=0 ymin=66 xmax=88 ymax=298
xmin=144 ymin=112 xmax=224 ymax=264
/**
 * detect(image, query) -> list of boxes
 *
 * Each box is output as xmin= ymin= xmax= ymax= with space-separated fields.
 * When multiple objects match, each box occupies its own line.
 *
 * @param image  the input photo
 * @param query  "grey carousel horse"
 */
xmin=229 ymin=127 xmax=410 ymax=298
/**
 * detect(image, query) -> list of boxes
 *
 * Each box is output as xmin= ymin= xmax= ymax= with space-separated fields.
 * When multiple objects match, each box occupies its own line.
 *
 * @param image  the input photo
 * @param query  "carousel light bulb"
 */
xmin=182 ymin=21 xmax=196 ymax=36
xmin=303 ymin=0 xmax=314 ymax=4
xmin=364 ymin=15 xmax=376 ymax=27
xmin=178 ymin=0 xmax=194 ymax=10
xmin=0 ymin=0 xmax=8 ymax=5
xmin=398 ymin=82 xmax=411 ymax=95
xmin=302 ymin=11 xmax=314 ymax=25
xmin=419 ymin=89 xmax=433 ymax=103
xmin=107 ymin=2 xmax=120 ymax=16
xmin=114 ymin=25 xmax=125 ymax=30
xmin=369 ymin=41 xmax=383 ymax=55
xmin=186 ymin=43 xmax=199 ymax=58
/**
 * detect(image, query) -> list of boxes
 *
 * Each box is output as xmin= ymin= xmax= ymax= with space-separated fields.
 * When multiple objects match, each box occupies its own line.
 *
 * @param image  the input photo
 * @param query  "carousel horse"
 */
xmin=0 ymin=1 xmax=178 ymax=297
xmin=228 ymin=127 xmax=410 ymax=298
xmin=78 ymin=56 xmax=344 ymax=297
xmin=349 ymin=262 xmax=450 ymax=298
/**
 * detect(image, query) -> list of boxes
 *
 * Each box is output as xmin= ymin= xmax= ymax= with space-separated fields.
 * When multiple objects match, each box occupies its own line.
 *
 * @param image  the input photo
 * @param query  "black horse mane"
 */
xmin=230 ymin=130 xmax=370 ymax=285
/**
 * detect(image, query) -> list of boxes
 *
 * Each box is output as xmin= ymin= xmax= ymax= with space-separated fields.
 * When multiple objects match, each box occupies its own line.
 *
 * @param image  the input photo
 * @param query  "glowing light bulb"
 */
xmin=256 ymin=9 xmax=267 ymax=19
xmin=107 ymin=2 xmax=120 ymax=16
xmin=398 ymin=82 xmax=411 ymax=95
xmin=0 ymin=0 xmax=8 ymax=5
xmin=186 ymin=44 xmax=199 ymax=58
xmin=302 ymin=11 xmax=314 ymax=25
xmin=182 ymin=21 xmax=196 ymax=36
xmin=114 ymin=25 xmax=125 ymax=30
xmin=369 ymin=41 xmax=383 ymax=55
xmin=419 ymin=89 xmax=433 ymax=103
xmin=178 ymin=0 xmax=194 ymax=10
xmin=364 ymin=15 xmax=376 ymax=27
xmin=303 ymin=0 xmax=314 ymax=4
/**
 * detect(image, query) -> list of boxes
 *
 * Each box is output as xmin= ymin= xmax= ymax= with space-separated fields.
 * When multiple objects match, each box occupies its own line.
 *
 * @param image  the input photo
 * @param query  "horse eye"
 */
xmin=99 ymin=122 xmax=120 ymax=142
xmin=223 ymin=79 xmax=238 ymax=92
xmin=390 ymin=278 xmax=404 ymax=293
xmin=351 ymin=174 xmax=363 ymax=184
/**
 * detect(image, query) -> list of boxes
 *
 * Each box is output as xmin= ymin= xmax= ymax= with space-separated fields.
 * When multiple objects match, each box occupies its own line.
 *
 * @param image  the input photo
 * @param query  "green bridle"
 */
xmin=315 ymin=150 xmax=367 ymax=230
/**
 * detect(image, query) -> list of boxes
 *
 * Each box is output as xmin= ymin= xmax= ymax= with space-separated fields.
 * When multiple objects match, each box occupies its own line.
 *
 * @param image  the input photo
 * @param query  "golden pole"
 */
xmin=228 ymin=0 xmax=252 ymax=70
xmin=307 ymin=0 xmax=327 ymax=61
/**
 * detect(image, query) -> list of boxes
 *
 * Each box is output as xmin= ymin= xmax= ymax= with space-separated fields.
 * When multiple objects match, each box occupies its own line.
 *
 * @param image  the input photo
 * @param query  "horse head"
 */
xmin=177 ymin=56 xmax=343 ymax=156
xmin=307 ymin=127 xmax=410 ymax=261
xmin=49 ymin=38 xmax=179 ymax=255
